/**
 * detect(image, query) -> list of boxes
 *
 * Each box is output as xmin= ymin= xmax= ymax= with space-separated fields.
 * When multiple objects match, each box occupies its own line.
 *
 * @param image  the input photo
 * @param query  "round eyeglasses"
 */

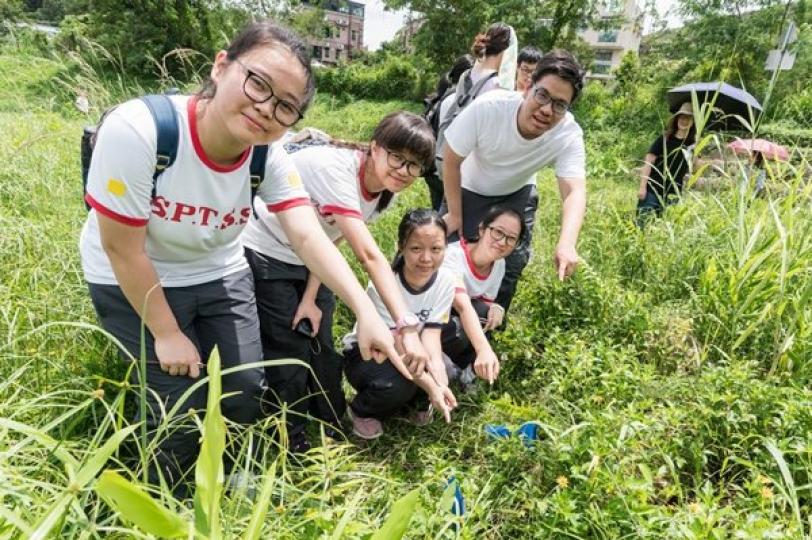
xmin=487 ymin=226 xmax=519 ymax=247
xmin=385 ymin=149 xmax=424 ymax=177
xmin=532 ymin=86 xmax=570 ymax=116
xmin=235 ymin=59 xmax=303 ymax=127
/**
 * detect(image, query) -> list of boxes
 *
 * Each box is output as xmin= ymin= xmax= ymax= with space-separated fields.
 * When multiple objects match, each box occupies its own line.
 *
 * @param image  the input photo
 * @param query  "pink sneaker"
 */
xmin=408 ymin=407 xmax=433 ymax=426
xmin=348 ymin=407 xmax=383 ymax=440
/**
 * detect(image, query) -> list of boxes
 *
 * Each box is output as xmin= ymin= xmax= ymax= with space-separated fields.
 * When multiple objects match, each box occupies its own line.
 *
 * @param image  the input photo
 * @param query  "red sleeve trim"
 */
xmin=473 ymin=295 xmax=494 ymax=304
xmin=86 ymin=194 xmax=149 ymax=227
xmin=266 ymin=197 xmax=311 ymax=213
xmin=319 ymin=204 xmax=363 ymax=219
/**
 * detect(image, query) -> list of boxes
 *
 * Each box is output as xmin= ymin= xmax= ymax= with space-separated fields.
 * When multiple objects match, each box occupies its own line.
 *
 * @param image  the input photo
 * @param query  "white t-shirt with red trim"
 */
xmin=342 ymin=267 xmax=456 ymax=349
xmin=441 ymin=240 xmax=505 ymax=304
xmin=241 ymin=145 xmax=382 ymax=266
xmin=79 ymin=95 xmax=310 ymax=287
xmin=444 ymin=90 xmax=586 ymax=197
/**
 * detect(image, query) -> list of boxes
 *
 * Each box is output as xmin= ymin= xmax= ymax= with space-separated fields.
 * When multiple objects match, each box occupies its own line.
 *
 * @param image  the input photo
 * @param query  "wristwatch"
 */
xmin=395 ymin=313 xmax=420 ymax=334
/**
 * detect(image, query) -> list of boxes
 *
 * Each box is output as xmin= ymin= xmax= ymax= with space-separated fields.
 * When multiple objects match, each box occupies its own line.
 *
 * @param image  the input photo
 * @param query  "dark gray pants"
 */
xmin=245 ymin=248 xmax=346 ymax=438
xmin=441 ymin=299 xmax=491 ymax=369
xmin=87 ymin=268 xmax=265 ymax=494
xmin=441 ymin=184 xmax=539 ymax=313
xmin=344 ymin=345 xmax=426 ymax=419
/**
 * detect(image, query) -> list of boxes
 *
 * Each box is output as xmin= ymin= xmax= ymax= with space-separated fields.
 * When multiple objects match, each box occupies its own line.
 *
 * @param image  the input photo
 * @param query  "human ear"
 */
xmin=210 ymin=50 xmax=230 ymax=84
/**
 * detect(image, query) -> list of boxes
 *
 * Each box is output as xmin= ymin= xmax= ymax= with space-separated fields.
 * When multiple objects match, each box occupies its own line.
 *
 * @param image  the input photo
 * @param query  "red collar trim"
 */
xmin=188 ymin=96 xmax=250 ymax=173
xmin=357 ymin=150 xmax=377 ymax=202
xmin=461 ymin=238 xmax=491 ymax=281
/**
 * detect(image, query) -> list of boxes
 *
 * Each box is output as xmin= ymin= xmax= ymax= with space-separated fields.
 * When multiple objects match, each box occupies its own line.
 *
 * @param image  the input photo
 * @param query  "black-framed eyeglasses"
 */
xmin=487 ymin=226 xmax=519 ymax=247
xmin=532 ymin=86 xmax=570 ymax=116
xmin=518 ymin=64 xmax=536 ymax=76
xmin=234 ymin=59 xmax=303 ymax=127
xmin=385 ymin=149 xmax=424 ymax=177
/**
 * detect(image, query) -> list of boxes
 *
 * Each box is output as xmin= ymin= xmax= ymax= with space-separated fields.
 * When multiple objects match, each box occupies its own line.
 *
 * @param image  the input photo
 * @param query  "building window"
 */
xmin=324 ymin=47 xmax=330 ymax=59
xmin=595 ymin=50 xmax=613 ymax=62
xmin=312 ymin=46 xmax=322 ymax=59
xmin=598 ymin=16 xmax=620 ymax=42
xmin=351 ymin=29 xmax=359 ymax=42
xmin=351 ymin=5 xmax=364 ymax=17
xmin=592 ymin=63 xmax=611 ymax=75
xmin=598 ymin=28 xmax=619 ymax=42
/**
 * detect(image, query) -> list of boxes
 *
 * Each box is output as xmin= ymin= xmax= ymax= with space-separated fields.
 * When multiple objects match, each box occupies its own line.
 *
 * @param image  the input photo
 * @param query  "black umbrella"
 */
xmin=667 ymin=81 xmax=762 ymax=130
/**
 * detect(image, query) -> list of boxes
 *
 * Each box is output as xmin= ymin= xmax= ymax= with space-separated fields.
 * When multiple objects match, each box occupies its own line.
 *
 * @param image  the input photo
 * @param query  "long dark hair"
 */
xmin=469 ymin=206 xmax=527 ymax=245
xmin=471 ymin=22 xmax=512 ymax=58
xmin=323 ymin=112 xmax=435 ymax=213
xmin=198 ymin=20 xmax=315 ymax=112
xmin=664 ymin=113 xmax=696 ymax=145
xmin=391 ymin=208 xmax=448 ymax=272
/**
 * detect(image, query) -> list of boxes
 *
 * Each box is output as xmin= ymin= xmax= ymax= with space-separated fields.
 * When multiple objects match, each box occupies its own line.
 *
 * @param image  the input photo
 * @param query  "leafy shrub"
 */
xmin=315 ymin=54 xmax=429 ymax=101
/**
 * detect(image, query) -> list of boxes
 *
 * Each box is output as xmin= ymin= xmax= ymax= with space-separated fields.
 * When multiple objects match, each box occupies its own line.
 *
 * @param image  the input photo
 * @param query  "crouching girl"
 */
xmin=343 ymin=209 xmax=458 ymax=439
xmin=441 ymin=207 xmax=527 ymax=386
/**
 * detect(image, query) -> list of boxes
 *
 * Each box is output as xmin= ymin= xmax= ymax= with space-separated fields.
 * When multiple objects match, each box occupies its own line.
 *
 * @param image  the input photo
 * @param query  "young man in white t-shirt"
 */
xmin=441 ymin=49 xmax=587 ymax=314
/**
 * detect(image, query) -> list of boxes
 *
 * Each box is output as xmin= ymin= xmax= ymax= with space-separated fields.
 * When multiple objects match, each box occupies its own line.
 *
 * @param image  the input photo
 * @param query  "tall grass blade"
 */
xmin=370 ymin=488 xmax=420 ymax=540
xmin=194 ymin=346 xmax=225 ymax=539
xmin=242 ymin=461 xmax=278 ymax=540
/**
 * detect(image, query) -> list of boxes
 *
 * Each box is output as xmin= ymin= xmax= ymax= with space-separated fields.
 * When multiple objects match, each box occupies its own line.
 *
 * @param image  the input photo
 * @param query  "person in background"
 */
xmin=343 ymin=209 xmax=459 ymax=440
xmin=422 ymin=54 xmax=475 ymax=210
xmin=515 ymin=46 xmax=543 ymax=93
xmin=637 ymin=101 xmax=696 ymax=226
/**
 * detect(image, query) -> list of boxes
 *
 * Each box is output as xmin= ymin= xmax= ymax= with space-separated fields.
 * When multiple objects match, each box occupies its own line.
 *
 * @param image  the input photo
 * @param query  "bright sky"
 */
xmin=361 ymin=0 xmax=684 ymax=51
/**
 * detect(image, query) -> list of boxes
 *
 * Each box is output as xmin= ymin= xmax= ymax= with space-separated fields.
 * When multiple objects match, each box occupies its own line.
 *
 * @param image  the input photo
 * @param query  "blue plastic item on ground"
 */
xmin=516 ymin=421 xmax=540 ymax=446
xmin=448 ymin=476 xmax=465 ymax=516
xmin=484 ymin=424 xmax=511 ymax=440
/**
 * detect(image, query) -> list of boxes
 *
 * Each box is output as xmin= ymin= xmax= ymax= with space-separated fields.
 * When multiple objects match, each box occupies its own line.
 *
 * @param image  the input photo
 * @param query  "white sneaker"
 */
xmin=443 ymin=353 xmax=461 ymax=381
xmin=459 ymin=366 xmax=477 ymax=392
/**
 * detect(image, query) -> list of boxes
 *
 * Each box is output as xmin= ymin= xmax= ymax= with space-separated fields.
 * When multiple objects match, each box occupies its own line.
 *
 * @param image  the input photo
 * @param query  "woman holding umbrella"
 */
xmin=637 ymin=102 xmax=696 ymax=225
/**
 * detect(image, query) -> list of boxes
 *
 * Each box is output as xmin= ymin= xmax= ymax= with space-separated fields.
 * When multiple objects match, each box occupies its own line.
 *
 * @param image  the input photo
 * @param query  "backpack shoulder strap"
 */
xmin=249 ymin=144 xmax=269 ymax=217
xmin=139 ymin=94 xmax=180 ymax=200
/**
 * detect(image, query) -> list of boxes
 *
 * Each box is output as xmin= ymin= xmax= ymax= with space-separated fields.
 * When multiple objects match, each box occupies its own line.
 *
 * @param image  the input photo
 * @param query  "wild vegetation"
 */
xmin=0 ymin=5 xmax=811 ymax=538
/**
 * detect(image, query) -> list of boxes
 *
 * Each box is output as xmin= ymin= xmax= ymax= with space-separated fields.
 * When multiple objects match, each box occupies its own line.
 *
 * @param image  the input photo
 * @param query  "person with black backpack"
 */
xmin=241 ymin=112 xmax=436 ymax=445
xmin=79 ymin=20 xmax=401 ymax=496
xmin=433 ymin=23 xmax=517 ymax=190
xmin=422 ymin=54 xmax=474 ymax=210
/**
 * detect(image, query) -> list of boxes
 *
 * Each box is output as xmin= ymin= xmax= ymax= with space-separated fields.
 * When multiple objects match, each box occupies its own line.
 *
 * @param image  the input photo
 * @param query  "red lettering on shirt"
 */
xmin=151 ymin=196 xmax=170 ymax=218
xmin=220 ymin=210 xmax=236 ymax=229
xmin=170 ymin=202 xmax=197 ymax=223
xmin=238 ymin=206 xmax=252 ymax=225
xmin=199 ymin=206 xmax=218 ymax=227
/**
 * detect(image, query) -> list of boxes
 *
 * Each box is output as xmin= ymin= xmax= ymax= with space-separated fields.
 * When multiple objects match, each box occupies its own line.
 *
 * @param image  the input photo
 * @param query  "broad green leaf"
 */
xmin=75 ymin=424 xmax=139 ymax=486
xmin=95 ymin=470 xmax=187 ymax=538
xmin=370 ymin=489 xmax=420 ymax=540
xmin=194 ymin=347 xmax=226 ymax=539
xmin=242 ymin=461 xmax=278 ymax=540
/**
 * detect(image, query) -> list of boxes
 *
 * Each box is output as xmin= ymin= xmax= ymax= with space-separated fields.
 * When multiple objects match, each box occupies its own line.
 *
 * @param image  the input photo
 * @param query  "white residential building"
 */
xmin=580 ymin=0 xmax=643 ymax=79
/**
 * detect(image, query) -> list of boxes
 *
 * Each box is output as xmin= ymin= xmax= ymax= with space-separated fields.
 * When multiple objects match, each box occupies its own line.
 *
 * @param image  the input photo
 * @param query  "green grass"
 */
xmin=1 ymin=43 xmax=811 ymax=538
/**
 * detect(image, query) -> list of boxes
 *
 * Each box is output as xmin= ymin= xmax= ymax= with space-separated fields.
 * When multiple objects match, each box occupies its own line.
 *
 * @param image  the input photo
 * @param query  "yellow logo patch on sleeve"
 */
xmin=106 ymin=178 xmax=127 ymax=197
xmin=287 ymin=171 xmax=303 ymax=188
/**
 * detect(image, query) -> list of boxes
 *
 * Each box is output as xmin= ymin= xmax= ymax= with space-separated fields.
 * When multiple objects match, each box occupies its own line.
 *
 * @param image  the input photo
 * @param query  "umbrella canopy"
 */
xmin=667 ymin=82 xmax=763 ymax=130
xmin=728 ymin=138 xmax=790 ymax=161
